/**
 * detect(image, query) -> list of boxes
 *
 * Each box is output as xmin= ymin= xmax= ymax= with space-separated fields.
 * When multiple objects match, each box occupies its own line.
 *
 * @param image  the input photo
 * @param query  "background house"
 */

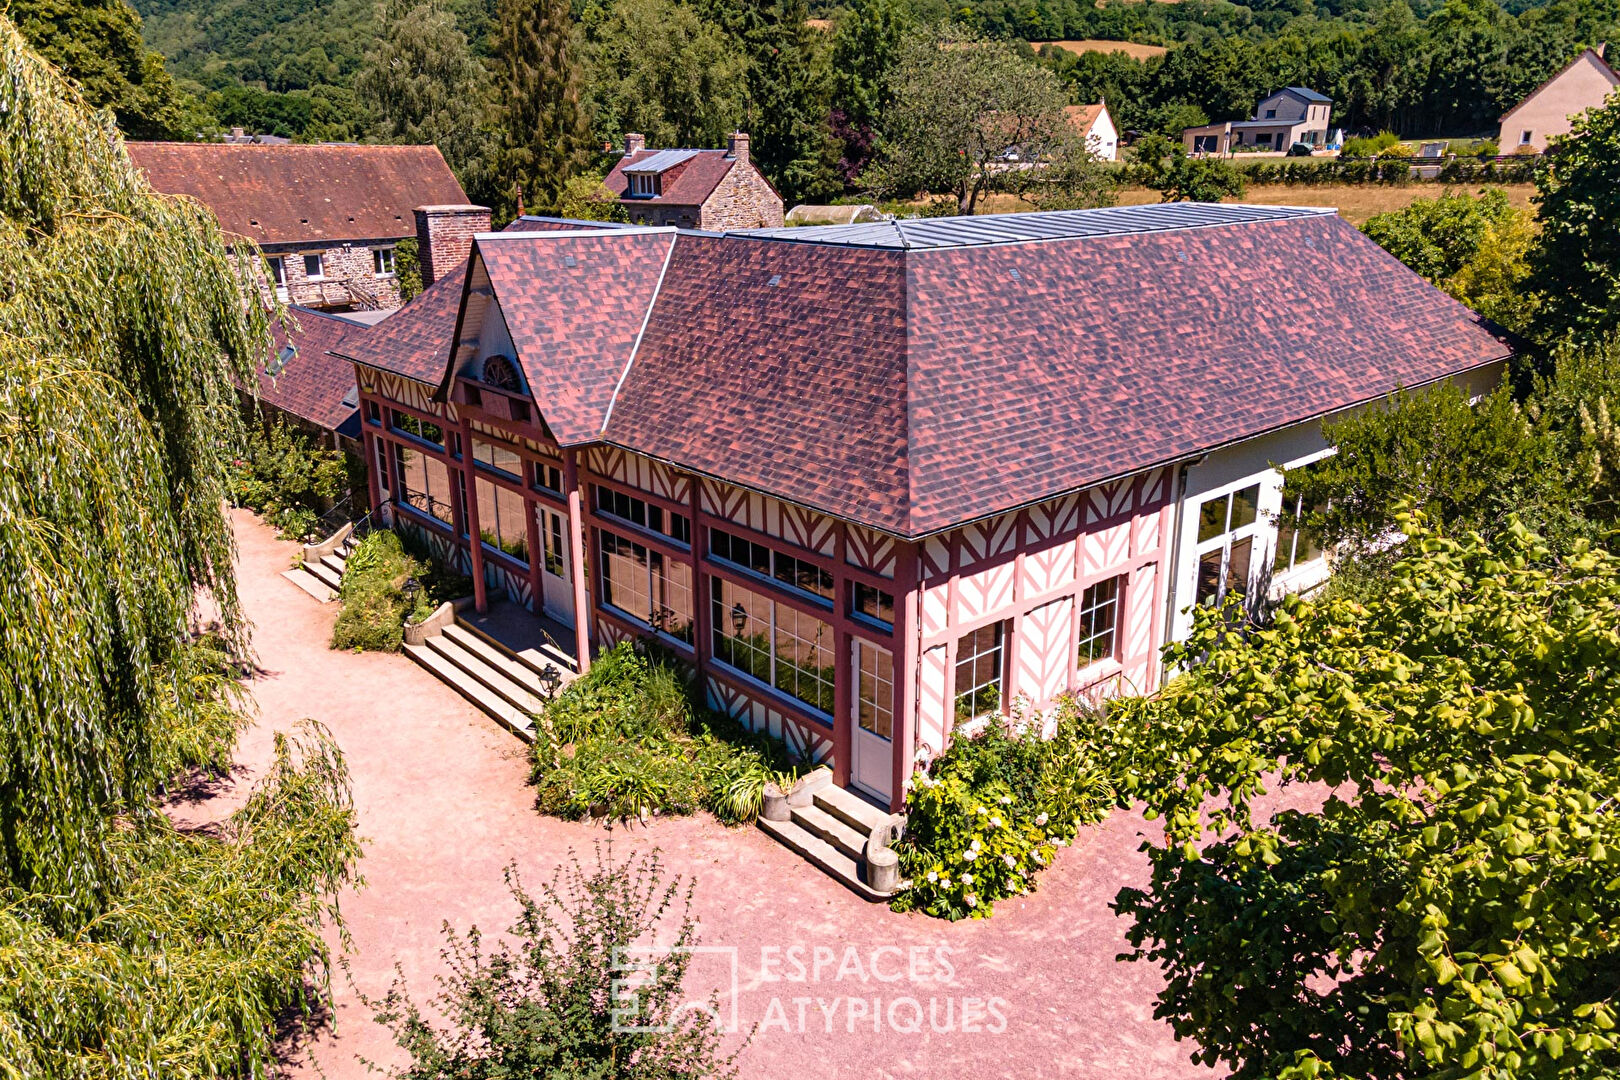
xmin=1183 ymin=87 xmax=1332 ymax=154
xmin=1498 ymin=45 xmax=1618 ymax=152
xmin=125 ymin=142 xmax=470 ymax=312
xmin=1065 ymin=102 xmax=1118 ymax=161
xmin=602 ymin=132 xmax=784 ymax=230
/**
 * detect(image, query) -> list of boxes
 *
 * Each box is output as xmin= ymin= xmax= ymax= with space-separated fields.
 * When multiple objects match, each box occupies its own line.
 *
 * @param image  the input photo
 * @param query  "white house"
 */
xmin=1066 ymin=102 xmax=1119 ymax=161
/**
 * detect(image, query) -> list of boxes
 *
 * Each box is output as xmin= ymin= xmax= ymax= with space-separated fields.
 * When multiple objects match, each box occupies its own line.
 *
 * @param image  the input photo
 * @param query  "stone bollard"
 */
xmin=762 ymin=783 xmax=790 ymax=822
xmin=865 ymin=845 xmax=900 ymax=893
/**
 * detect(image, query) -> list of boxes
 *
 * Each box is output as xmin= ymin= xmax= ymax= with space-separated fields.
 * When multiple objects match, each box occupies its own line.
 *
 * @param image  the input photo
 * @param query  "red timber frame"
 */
xmin=356 ymin=369 xmax=1172 ymax=813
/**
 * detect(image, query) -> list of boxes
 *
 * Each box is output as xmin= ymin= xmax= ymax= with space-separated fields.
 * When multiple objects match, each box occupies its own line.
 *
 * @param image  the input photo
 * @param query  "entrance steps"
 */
xmin=404 ymin=615 xmax=578 ymax=743
xmin=281 ymin=529 xmax=358 ymax=602
xmin=758 ymin=769 xmax=905 ymax=902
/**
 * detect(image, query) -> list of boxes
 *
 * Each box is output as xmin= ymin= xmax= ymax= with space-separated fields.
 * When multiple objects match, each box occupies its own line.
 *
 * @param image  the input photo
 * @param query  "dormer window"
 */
xmin=1265 ymin=108 xmax=1277 ymax=118
xmin=628 ymin=173 xmax=658 ymax=197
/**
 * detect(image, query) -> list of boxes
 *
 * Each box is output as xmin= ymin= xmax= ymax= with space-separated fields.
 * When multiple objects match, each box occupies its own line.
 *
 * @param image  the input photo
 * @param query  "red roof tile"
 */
xmin=124 ymin=143 xmax=468 ymax=246
xmin=255 ymin=309 xmax=365 ymax=432
xmin=603 ymin=149 xmax=737 ymax=208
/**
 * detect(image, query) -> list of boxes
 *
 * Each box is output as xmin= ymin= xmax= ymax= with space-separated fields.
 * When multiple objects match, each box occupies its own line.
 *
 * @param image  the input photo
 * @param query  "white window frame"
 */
xmin=303 ymin=253 xmax=325 ymax=280
xmin=267 ymin=255 xmax=287 ymax=286
xmin=953 ymin=621 xmax=1007 ymax=725
xmin=1520 ymin=130 xmax=1533 ymax=146
xmin=373 ymin=246 xmax=396 ymax=277
xmin=628 ymin=173 xmax=657 ymax=197
xmin=1077 ymin=575 xmax=1123 ymax=672
xmin=1192 ymin=482 xmax=1266 ymax=611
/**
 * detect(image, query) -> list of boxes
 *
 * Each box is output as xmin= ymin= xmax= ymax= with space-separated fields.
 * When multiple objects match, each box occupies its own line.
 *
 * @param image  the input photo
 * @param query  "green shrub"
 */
xmin=1341 ymin=130 xmax=1401 ymax=157
xmin=330 ymin=531 xmax=425 ymax=652
xmin=230 ymin=415 xmax=357 ymax=540
xmin=892 ymin=702 xmax=1116 ymax=919
xmin=530 ymin=642 xmax=792 ymax=825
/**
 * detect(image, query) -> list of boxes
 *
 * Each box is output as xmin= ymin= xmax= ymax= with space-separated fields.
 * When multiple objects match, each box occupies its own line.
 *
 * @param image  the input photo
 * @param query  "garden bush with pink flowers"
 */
xmin=891 ymin=702 xmax=1117 ymax=919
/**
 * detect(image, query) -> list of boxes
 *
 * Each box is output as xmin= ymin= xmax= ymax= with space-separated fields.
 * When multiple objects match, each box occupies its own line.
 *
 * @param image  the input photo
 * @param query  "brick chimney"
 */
xmin=726 ymin=131 xmax=750 ymax=164
xmin=414 ymin=204 xmax=491 ymax=289
xmin=624 ymin=133 xmax=646 ymax=156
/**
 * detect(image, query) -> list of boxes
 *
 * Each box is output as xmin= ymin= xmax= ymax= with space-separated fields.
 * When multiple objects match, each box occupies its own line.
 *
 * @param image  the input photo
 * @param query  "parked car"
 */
xmin=1287 ymin=142 xmax=1315 ymax=157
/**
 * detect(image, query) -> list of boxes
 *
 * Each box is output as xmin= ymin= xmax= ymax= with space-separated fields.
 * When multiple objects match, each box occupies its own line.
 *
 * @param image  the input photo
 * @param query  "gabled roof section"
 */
xmin=253 ymin=308 xmax=366 ymax=433
xmin=332 ymin=216 xmax=588 ymax=383
xmin=604 ymin=149 xmax=737 ymax=207
xmin=454 ymin=228 xmax=677 ymax=444
xmin=124 ymin=143 xmax=468 ymax=246
xmin=1277 ymin=87 xmax=1331 ymax=103
xmin=624 ymin=149 xmax=701 ymax=173
xmin=1500 ymin=46 xmax=1620 ymax=122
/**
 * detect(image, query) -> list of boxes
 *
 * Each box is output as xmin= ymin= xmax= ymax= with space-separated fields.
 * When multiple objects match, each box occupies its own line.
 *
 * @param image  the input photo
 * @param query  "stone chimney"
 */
xmin=624 ymin=133 xmax=646 ymax=156
xmin=727 ymin=131 xmax=750 ymax=164
xmin=414 ymin=204 xmax=492 ymax=289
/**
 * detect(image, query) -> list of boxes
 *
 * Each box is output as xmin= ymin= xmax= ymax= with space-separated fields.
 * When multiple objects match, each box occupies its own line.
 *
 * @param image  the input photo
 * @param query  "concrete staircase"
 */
xmin=403 ymin=617 xmax=577 ymax=743
xmin=281 ymin=528 xmax=358 ymax=603
xmin=758 ymin=769 xmax=905 ymax=902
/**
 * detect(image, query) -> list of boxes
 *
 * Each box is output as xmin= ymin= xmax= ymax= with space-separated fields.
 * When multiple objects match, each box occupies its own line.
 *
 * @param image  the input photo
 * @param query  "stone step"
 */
xmin=303 ymin=558 xmax=342 ymax=591
xmin=814 ymin=782 xmax=889 ymax=837
xmin=790 ymin=803 xmax=867 ymax=863
xmin=280 ymin=566 xmax=335 ymax=603
xmin=757 ymin=816 xmax=895 ymax=902
xmin=404 ymin=643 xmax=535 ymax=742
xmin=439 ymin=624 xmax=557 ymax=701
xmin=321 ymin=552 xmax=346 ymax=575
xmin=424 ymin=633 xmax=545 ymax=716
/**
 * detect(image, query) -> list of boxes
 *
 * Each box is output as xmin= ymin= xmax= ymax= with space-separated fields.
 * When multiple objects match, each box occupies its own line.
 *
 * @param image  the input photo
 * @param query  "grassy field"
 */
xmin=1032 ymin=39 xmax=1169 ymax=58
xmin=955 ymin=183 xmax=1536 ymax=226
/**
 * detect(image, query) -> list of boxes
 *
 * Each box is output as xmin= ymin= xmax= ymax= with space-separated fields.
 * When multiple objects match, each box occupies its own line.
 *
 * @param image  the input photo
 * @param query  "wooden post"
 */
xmin=889 ymin=542 xmax=920 ymax=812
xmin=563 ymin=447 xmax=592 ymax=674
xmin=363 ymin=429 xmax=383 ymax=514
xmin=461 ymin=419 xmax=487 ymax=614
xmin=524 ymin=485 xmax=544 ymax=615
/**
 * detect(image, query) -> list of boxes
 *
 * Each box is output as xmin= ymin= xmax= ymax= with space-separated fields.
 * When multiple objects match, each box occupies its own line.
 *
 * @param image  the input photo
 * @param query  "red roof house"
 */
xmin=602 ymin=132 xmax=784 ymax=230
xmin=336 ymin=203 xmax=1513 ymax=822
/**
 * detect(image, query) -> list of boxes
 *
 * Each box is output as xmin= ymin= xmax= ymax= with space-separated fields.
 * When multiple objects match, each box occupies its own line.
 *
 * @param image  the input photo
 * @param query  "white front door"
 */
xmin=851 ymin=639 xmax=895 ymax=804
xmin=537 ymin=505 xmax=575 ymax=628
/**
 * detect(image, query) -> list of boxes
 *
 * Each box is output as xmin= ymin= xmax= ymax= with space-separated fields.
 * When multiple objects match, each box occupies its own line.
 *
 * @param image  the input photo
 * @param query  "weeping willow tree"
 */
xmin=0 ymin=16 xmax=359 ymax=1076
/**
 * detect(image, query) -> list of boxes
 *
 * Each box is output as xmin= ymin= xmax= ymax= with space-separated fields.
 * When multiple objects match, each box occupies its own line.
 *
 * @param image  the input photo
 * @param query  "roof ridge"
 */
xmin=600 ymin=232 xmax=680 ymax=435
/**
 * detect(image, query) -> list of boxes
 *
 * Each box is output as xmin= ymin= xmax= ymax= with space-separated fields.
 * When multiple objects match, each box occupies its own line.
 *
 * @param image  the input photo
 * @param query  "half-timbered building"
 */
xmin=334 ymin=204 xmax=1512 ymax=811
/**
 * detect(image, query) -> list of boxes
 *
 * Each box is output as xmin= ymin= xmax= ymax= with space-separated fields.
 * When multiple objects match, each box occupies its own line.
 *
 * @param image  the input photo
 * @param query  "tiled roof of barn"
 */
xmin=124 ymin=143 xmax=468 ymax=246
xmin=401 ymin=205 xmax=1516 ymax=538
xmin=331 ymin=216 xmax=617 ymax=383
xmin=254 ymin=309 xmax=366 ymax=433
xmin=603 ymin=149 xmax=738 ymax=206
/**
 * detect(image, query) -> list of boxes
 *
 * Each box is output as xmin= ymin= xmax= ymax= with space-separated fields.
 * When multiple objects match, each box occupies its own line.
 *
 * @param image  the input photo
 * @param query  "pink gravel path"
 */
xmin=213 ymin=509 xmax=1218 ymax=1080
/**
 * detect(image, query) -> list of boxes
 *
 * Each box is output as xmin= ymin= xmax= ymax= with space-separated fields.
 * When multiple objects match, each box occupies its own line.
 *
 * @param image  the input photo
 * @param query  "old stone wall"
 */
xmin=699 ymin=161 xmax=785 ymax=230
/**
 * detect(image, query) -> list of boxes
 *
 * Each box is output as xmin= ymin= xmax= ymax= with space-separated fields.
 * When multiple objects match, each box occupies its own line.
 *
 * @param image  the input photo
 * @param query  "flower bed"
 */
xmin=891 ymin=701 xmax=1118 ymax=919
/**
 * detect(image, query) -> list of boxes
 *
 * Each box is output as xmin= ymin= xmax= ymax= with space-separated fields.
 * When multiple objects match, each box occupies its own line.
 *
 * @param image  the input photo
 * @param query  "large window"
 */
xmin=954 ymin=622 xmax=1005 ymax=724
xmin=1077 ymin=576 xmax=1122 ymax=668
xmin=600 ymin=531 xmax=694 ymax=642
xmin=594 ymin=486 xmax=690 ymax=544
xmin=851 ymin=581 xmax=895 ymax=629
xmin=1195 ymin=483 xmax=1262 ymax=609
xmin=396 ymin=445 xmax=453 ymax=526
xmin=374 ymin=246 xmax=395 ymax=276
xmin=267 ymin=256 xmax=286 ymax=287
xmin=709 ymin=527 xmax=834 ymax=605
xmin=628 ymin=173 xmax=658 ymax=197
xmin=1274 ymin=469 xmax=1327 ymax=576
xmin=391 ymin=411 xmax=443 ymax=448
xmin=303 ymin=253 xmax=325 ymax=279
xmin=476 ymin=476 xmax=529 ymax=564
xmin=472 ymin=437 xmax=523 ymax=480
xmin=711 ymin=578 xmax=835 ymax=715
xmin=855 ymin=640 xmax=894 ymax=740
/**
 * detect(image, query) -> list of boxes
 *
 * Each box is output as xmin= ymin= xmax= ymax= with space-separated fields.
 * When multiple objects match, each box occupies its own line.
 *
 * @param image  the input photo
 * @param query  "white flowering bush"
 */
xmin=891 ymin=702 xmax=1114 ymax=919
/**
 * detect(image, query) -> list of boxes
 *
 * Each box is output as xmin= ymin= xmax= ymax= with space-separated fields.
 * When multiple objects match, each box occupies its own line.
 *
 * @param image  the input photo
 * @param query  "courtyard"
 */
xmin=202 ymin=508 xmax=1217 ymax=1079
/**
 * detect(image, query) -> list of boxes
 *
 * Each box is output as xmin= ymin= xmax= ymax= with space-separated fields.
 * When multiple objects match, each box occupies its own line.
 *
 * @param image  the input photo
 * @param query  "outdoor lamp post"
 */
xmin=730 ymin=602 xmax=748 ymax=637
xmin=401 ymin=576 xmax=420 ymax=621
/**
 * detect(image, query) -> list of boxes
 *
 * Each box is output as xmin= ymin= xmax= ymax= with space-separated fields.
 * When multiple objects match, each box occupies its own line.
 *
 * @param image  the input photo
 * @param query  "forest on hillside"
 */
xmin=9 ymin=0 xmax=1619 ymax=208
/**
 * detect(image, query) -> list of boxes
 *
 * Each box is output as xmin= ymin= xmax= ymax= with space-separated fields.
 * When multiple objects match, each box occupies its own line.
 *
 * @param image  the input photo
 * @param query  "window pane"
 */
xmin=304 ymin=254 xmax=322 ymax=277
xmin=392 ymin=412 xmax=443 ymax=447
xmin=533 ymin=462 xmax=562 ymax=494
xmin=773 ymin=603 xmax=835 ymax=714
xmin=853 ymin=582 xmax=894 ymax=626
xmin=473 ymin=438 xmax=523 ymax=479
xmin=953 ymin=622 xmax=1004 ymax=724
xmin=1226 ymin=537 xmax=1253 ymax=598
xmin=1196 ymin=548 xmax=1224 ymax=607
xmin=1078 ymin=576 xmax=1120 ymax=668
xmin=856 ymin=641 xmax=894 ymax=740
xmin=1274 ymin=497 xmax=1300 ymax=574
xmin=1229 ymin=485 xmax=1260 ymax=530
xmin=712 ymin=578 xmax=774 ymax=686
xmin=398 ymin=446 xmax=453 ymax=526
xmin=600 ymin=531 xmax=651 ymax=621
xmin=1198 ymin=496 xmax=1229 ymax=542
xmin=476 ymin=476 xmax=529 ymax=564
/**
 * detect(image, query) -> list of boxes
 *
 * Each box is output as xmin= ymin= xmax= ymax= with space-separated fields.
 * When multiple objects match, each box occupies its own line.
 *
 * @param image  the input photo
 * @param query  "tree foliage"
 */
xmin=1527 ymin=93 xmax=1620 ymax=346
xmin=496 ymin=0 xmax=592 ymax=213
xmin=371 ymin=845 xmax=739 ymax=1079
xmin=0 ymin=18 xmax=360 ymax=1074
xmin=1363 ymin=188 xmax=1522 ymax=285
xmin=1132 ymin=133 xmax=1246 ymax=203
xmin=1112 ymin=514 xmax=1620 ymax=1080
xmin=864 ymin=25 xmax=1111 ymax=215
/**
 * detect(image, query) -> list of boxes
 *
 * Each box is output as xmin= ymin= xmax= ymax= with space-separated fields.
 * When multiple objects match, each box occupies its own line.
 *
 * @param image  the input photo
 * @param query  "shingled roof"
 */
xmin=603 ymin=149 xmax=738 ymax=207
xmin=361 ymin=205 xmax=1514 ymax=538
xmin=125 ymin=143 xmax=468 ymax=246
xmin=254 ymin=309 xmax=366 ymax=435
